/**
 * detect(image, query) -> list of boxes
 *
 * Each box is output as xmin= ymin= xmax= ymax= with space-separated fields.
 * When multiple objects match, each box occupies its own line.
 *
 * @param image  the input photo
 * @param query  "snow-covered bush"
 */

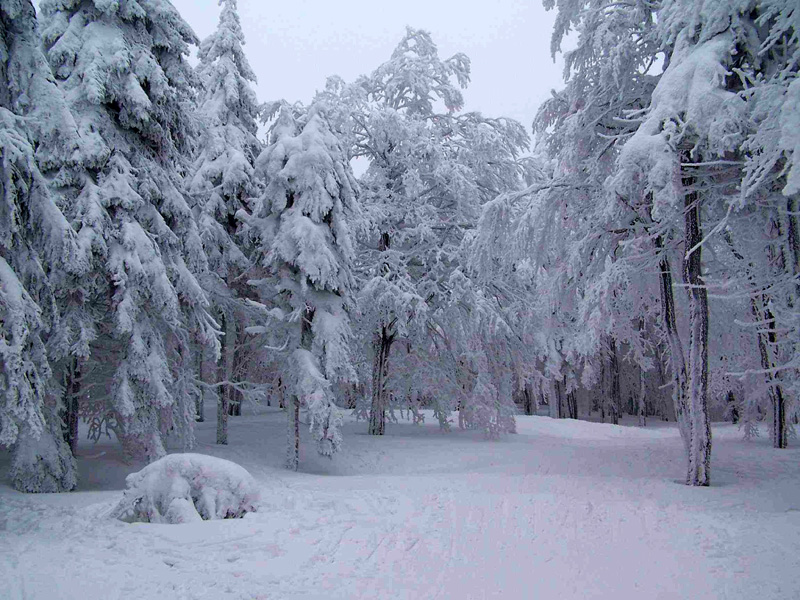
xmin=111 ymin=454 xmax=260 ymax=524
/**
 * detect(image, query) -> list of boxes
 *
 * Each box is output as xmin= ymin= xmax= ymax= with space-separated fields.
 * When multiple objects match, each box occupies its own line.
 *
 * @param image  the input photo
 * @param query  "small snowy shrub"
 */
xmin=111 ymin=454 xmax=260 ymax=524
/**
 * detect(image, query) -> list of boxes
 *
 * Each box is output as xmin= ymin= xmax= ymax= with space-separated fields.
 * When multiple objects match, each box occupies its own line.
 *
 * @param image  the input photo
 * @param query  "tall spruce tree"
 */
xmin=0 ymin=0 xmax=79 ymax=491
xmin=39 ymin=0 xmax=218 ymax=462
xmin=188 ymin=0 xmax=262 ymax=442
xmin=251 ymin=105 xmax=359 ymax=470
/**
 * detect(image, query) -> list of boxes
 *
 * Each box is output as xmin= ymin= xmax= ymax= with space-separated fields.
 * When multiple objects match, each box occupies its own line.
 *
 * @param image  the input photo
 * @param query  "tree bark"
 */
xmin=567 ymin=390 xmax=578 ymax=419
xmin=609 ymin=340 xmax=621 ymax=425
xmin=287 ymin=306 xmax=315 ymax=470
xmin=523 ymin=383 xmax=534 ymax=416
xmin=194 ymin=334 xmax=205 ymax=422
xmin=656 ymin=236 xmax=690 ymax=444
xmin=682 ymin=183 xmax=711 ymax=486
xmin=638 ymin=363 xmax=647 ymax=427
xmin=216 ymin=312 xmax=230 ymax=445
xmin=368 ymin=327 xmax=393 ymax=435
xmin=62 ymin=356 xmax=81 ymax=455
xmin=725 ymin=230 xmax=787 ymax=448
xmin=286 ymin=393 xmax=300 ymax=471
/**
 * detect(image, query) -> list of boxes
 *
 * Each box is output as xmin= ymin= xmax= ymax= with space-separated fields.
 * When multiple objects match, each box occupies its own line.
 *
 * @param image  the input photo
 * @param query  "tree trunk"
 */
xmin=567 ymin=390 xmax=578 ymax=419
xmin=286 ymin=393 xmax=300 ymax=471
xmin=786 ymin=195 xmax=800 ymax=296
xmin=757 ymin=299 xmax=787 ymax=449
xmin=194 ymin=334 xmax=205 ymax=422
xmin=62 ymin=356 xmax=81 ymax=455
xmin=725 ymin=230 xmax=787 ymax=449
xmin=656 ymin=236 xmax=690 ymax=444
xmin=727 ymin=391 xmax=739 ymax=424
xmin=637 ymin=320 xmax=647 ymax=427
xmin=229 ymin=319 xmax=248 ymax=417
xmin=216 ymin=313 xmax=230 ymax=445
xmin=655 ymin=346 xmax=671 ymax=421
xmin=609 ymin=340 xmax=621 ymax=425
xmin=638 ymin=363 xmax=647 ymax=427
xmin=682 ymin=182 xmax=711 ymax=487
xmin=523 ymin=383 xmax=534 ymax=416
xmin=599 ymin=355 xmax=606 ymax=422
xmin=368 ymin=327 xmax=393 ymax=435
xmin=287 ymin=306 xmax=315 ymax=470
xmin=224 ymin=309 xmax=239 ymax=417
xmin=551 ymin=378 xmax=566 ymax=419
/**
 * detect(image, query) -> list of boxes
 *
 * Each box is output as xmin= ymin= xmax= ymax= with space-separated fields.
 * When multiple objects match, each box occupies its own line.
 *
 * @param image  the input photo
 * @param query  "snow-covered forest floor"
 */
xmin=2 ymin=410 xmax=799 ymax=600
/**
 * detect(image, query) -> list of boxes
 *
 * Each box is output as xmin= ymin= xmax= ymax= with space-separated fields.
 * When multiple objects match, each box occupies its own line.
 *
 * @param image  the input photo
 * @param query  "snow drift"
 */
xmin=111 ymin=454 xmax=261 ymax=524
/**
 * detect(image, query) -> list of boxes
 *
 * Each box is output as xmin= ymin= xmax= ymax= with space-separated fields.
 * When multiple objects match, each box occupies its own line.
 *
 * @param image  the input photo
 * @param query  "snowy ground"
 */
xmin=1 ymin=407 xmax=799 ymax=600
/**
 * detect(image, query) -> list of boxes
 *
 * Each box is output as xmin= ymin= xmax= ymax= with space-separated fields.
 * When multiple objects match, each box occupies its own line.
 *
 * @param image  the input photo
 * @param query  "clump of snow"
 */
xmin=111 ymin=454 xmax=260 ymax=524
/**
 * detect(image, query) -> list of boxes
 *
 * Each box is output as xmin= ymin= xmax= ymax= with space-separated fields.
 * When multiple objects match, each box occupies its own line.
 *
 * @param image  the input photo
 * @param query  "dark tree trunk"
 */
xmin=551 ymin=379 xmax=565 ymax=419
xmin=62 ymin=356 xmax=81 ymax=456
xmin=216 ymin=313 xmax=230 ymax=445
xmin=656 ymin=236 xmax=690 ymax=443
xmin=727 ymin=391 xmax=739 ymax=425
xmin=609 ymin=340 xmax=621 ymax=425
xmin=599 ymin=355 xmax=606 ymax=422
xmin=682 ymin=178 xmax=711 ymax=487
xmin=369 ymin=327 xmax=393 ymax=435
xmin=725 ymin=230 xmax=787 ymax=448
xmin=523 ymin=384 xmax=534 ymax=416
xmin=567 ymin=390 xmax=578 ymax=419
xmin=194 ymin=335 xmax=205 ymax=422
xmin=287 ymin=306 xmax=315 ymax=470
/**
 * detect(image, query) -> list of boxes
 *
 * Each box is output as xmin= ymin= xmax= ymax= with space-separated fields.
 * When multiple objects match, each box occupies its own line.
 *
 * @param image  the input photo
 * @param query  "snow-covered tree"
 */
xmin=251 ymin=105 xmax=359 ymax=470
xmin=39 ymin=0 xmax=218 ymax=462
xmin=188 ymin=0 xmax=262 ymax=442
xmin=0 ymin=0 xmax=78 ymax=491
xmin=734 ymin=0 xmax=800 ymax=448
xmin=318 ymin=28 xmax=529 ymax=435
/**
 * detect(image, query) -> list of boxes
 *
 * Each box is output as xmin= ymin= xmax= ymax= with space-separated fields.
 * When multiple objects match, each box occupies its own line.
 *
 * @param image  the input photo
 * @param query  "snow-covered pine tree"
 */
xmin=252 ymin=105 xmax=359 ymax=470
xmin=39 ymin=0 xmax=218 ymax=462
xmin=0 ymin=0 xmax=78 ymax=491
xmin=188 ymin=0 xmax=262 ymax=441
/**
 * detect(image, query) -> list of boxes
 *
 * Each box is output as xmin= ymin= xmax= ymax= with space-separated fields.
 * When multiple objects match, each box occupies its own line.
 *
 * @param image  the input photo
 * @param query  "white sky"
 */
xmin=170 ymin=0 xmax=566 ymax=134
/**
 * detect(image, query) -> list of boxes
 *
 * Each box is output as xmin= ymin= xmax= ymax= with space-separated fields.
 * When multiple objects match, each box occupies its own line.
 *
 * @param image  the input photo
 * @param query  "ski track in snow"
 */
xmin=1 ymin=409 xmax=799 ymax=599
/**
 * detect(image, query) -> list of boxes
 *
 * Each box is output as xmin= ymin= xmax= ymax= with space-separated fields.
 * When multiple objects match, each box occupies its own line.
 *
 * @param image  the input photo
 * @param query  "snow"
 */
xmin=1 ymin=408 xmax=798 ymax=599
xmin=111 ymin=453 xmax=261 ymax=524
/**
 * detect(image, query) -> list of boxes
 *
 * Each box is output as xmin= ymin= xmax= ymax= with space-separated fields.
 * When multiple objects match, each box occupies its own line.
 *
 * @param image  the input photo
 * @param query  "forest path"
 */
xmin=1 ymin=411 xmax=799 ymax=599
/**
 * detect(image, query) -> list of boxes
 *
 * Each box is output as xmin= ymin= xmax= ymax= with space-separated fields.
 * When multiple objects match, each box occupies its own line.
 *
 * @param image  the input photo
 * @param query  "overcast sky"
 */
xmin=170 ymin=0 xmax=566 ymax=133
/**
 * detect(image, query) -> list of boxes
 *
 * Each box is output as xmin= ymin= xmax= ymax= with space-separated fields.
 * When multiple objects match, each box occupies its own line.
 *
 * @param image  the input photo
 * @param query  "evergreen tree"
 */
xmin=251 ymin=105 xmax=359 ymax=470
xmin=0 ymin=0 xmax=78 ymax=491
xmin=188 ymin=0 xmax=262 ymax=441
xmin=39 ymin=0 xmax=218 ymax=462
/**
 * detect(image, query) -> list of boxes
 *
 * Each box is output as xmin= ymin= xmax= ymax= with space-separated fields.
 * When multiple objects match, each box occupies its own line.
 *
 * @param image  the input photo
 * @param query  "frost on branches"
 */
xmin=318 ymin=28 xmax=529 ymax=436
xmin=188 ymin=0 xmax=262 ymax=442
xmin=251 ymin=105 xmax=359 ymax=470
xmin=0 ymin=0 xmax=78 ymax=492
xmin=38 ymin=0 xmax=219 ymax=462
